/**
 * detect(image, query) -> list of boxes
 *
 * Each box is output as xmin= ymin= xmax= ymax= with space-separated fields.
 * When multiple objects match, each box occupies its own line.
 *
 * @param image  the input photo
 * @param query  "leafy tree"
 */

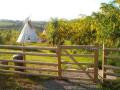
xmin=92 ymin=2 xmax=120 ymax=47
xmin=46 ymin=1 xmax=120 ymax=47
xmin=46 ymin=18 xmax=65 ymax=46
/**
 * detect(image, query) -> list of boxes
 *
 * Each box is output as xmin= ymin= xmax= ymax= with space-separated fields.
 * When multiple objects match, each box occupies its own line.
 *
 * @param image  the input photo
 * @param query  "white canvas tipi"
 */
xmin=17 ymin=18 xmax=38 ymax=43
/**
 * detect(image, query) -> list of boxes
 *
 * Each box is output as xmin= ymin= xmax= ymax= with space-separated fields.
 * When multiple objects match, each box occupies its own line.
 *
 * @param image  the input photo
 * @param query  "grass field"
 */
xmin=0 ymin=21 xmax=15 ymax=26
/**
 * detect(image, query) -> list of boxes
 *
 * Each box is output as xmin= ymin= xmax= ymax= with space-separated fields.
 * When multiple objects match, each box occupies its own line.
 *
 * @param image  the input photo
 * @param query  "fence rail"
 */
xmin=102 ymin=44 xmax=120 ymax=80
xmin=104 ymin=48 xmax=120 ymax=51
xmin=0 ymin=60 xmax=58 ymax=66
xmin=0 ymin=45 xmax=57 ymax=50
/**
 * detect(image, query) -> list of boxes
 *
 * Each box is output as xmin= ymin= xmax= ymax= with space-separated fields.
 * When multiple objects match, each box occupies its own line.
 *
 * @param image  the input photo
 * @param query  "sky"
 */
xmin=0 ymin=0 xmax=112 ymax=21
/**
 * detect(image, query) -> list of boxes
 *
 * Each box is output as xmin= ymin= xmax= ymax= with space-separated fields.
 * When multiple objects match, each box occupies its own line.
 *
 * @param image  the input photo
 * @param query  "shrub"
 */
xmin=98 ymin=60 xmax=102 ymax=69
xmin=99 ymin=79 xmax=120 ymax=90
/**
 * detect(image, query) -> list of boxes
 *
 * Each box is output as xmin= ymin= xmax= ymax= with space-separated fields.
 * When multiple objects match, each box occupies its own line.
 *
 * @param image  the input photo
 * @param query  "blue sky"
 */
xmin=0 ymin=0 xmax=112 ymax=21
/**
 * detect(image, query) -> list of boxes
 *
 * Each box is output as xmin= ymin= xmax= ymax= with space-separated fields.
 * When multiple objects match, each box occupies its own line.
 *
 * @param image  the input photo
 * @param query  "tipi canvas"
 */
xmin=17 ymin=19 xmax=38 ymax=43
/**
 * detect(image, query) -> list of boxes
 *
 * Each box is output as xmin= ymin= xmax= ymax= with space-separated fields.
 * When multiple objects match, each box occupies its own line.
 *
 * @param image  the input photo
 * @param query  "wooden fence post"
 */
xmin=102 ymin=44 xmax=107 ymax=79
xmin=94 ymin=45 xmax=99 ymax=82
xmin=56 ymin=45 xmax=62 ymax=79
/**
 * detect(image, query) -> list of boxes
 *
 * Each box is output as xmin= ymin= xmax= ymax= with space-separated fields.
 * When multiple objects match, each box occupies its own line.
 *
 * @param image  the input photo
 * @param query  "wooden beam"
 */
xmin=61 ymin=45 xmax=97 ymax=50
xmin=61 ymin=54 xmax=94 ymax=58
xmin=62 ymin=69 xmax=94 ymax=73
xmin=105 ymin=56 xmax=120 ymax=60
xmin=94 ymin=45 xmax=99 ymax=82
xmin=102 ymin=44 xmax=107 ymax=79
xmin=0 ymin=45 xmax=57 ymax=50
xmin=104 ymin=65 xmax=120 ymax=70
xmin=62 ymin=76 xmax=92 ymax=81
xmin=0 ymin=69 xmax=58 ymax=77
xmin=0 ymin=64 xmax=58 ymax=72
xmin=61 ymin=62 xmax=94 ymax=66
xmin=105 ymin=72 xmax=120 ymax=77
xmin=0 ymin=51 xmax=57 ymax=57
xmin=56 ymin=45 xmax=62 ymax=79
xmin=105 ymin=48 xmax=120 ymax=51
xmin=0 ymin=60 xmax=58 ymax=66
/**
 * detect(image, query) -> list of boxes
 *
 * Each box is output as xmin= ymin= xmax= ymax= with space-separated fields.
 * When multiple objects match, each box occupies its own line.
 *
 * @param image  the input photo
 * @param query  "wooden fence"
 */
xmin=102 ymin=44 xmax=120 ymax=80
xmin=0 ymin=45 xmax=99 ymax=82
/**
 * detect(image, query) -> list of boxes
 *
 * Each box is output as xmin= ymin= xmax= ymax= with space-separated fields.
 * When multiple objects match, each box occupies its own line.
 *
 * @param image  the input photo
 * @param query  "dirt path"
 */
xmin=42 ymin=79 xmax=99 ymax=90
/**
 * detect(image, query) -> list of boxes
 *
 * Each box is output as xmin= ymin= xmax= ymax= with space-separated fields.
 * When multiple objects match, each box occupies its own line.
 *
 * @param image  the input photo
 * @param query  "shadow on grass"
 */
xmin=0 ymin=74 xmax=24 ymax=90
xmin=0 ymin=73 xmax=44 ymax=90
xmin=29 ymin=76 xmax=99 ymax=90
xmin=0 ymin=73 xmax=99 ymax=90
xmin=0 ymin=73 xmax=66 ymax=90
xmin=27 ymin=75 xmax=66 ymax=90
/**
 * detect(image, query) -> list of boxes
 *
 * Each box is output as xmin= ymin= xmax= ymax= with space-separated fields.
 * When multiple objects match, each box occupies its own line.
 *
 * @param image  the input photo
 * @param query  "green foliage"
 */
xmin=46 ymin=1 xmax=120 ymax=47
xmin=69 ymin=17 xmax=96 ymax=45
xmin=46 ymin=18 xmax=66 ymax=46
xmin=0 ymin=30 xmax=20 ymax=45
xmin=92 ymin=2 xmax=120 ymax=47
xmin=99 ymin=79 xmax=120 ymax=90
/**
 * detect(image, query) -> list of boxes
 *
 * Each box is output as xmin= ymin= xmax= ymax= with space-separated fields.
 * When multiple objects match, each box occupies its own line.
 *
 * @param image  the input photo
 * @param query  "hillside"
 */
xmin=0 ymin=19 xmax=47 ymax=32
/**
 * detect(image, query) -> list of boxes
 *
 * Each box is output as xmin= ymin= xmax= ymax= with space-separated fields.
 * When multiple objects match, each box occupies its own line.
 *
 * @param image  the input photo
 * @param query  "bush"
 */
xmin=109 ymin=60 xmax=116 ymax=66
xmin=99 ymin=79 xmax=120 ymax=90
xmin=98 ymin=60 xmax=102 ymax=69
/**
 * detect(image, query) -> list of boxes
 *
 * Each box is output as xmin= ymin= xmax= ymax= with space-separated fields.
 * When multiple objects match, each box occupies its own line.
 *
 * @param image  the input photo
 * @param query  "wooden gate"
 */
xmin=57 ymin=45 xmax=99 ymax=82
xmin=0 ymin=45 xmax=99 ymax=82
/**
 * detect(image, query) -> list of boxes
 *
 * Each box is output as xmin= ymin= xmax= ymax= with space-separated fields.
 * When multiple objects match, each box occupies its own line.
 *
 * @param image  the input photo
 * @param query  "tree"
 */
xmin=46 ymin=1 xmax=120 ymax=47
xmin=92 ymin=2 xmax=120 ymax=47
xmin=46 ymin=18 xmax=65 ymax=46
